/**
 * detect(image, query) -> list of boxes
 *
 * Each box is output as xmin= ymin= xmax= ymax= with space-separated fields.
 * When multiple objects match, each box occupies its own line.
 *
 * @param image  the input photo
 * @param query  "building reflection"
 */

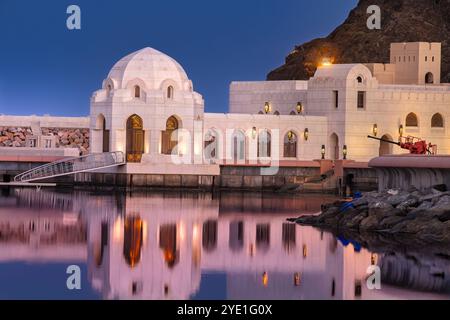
xmin=0 ymin=189 xmax=449 ymax=300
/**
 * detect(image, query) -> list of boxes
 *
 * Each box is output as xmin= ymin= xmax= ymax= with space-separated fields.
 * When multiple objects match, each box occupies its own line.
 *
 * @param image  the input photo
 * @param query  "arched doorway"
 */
xmin=123 ymin=216 xmax=143 ymax=268
xmin=161 ymin=116 xmax=179 ymax=155
xmin=329 ymin=133 xmax=339 ymax=160
xmin=379 ymin=134 xmax=394 ymax=156
xmin=96 ymin=114 xmax=109 ymax=153
xmin=425 ymin=72 xmax=434 ymax=84
xmin=283 ymin=131 xmax=297 ymax=158
xmin=126 ymin=115 xmax=144 ymax=163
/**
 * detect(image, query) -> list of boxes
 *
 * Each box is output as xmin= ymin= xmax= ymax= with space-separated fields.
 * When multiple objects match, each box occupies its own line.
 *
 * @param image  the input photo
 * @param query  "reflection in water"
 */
xmin=123 ymin=216 xmax=143 ymax=268
xmin=0 ymin=189 xmax=449 ymax=300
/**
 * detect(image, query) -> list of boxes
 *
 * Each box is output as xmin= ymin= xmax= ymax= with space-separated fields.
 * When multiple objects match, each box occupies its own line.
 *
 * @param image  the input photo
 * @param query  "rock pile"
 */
xmin=0 ymin=127 xmax=90 ymax=154
xmin=0 ymin=127 xmax=32 ymax=147
xmin=292 ymin=187 xmax=450 ymax=244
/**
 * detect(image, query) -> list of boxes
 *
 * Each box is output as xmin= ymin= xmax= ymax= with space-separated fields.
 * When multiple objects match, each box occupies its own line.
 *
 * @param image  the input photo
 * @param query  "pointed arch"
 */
xmin=329 ymin=133 xmax=339 ymax=160
xmin=126 ymin=115 xmax=144 ymax=162
xmin=283 ymin=131 xmax=298 ymax=158
xmin=162 ymin=115 xmax=180 ymax=155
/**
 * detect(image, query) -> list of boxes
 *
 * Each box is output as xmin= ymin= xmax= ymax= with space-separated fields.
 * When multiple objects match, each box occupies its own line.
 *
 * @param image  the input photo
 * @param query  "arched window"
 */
xmin=134 ymin=85 xmax=141 ymax=98
xmin=161 ymin=116 xmax=179 ymax=155
xmin=232 ymin=130 xmax=245 ymax=162
xmin=431 ymin=113 xmax=444 ymax=128
xmin=356 ymin=76 xmax=363 ymax=83
xmin=106 ymin=84 xmax=112 ymax=96
xmin=274 ymin=111 xmax=280 ymax=116
xmin=425 ymin=72 xmax=434 ymax=84
xmin=283 ymin=131 xmax=297 ymax=158
xmin=290 ymin=111 xmax=296 ymax=115
xmin=167 ymin=86 xmax=174 ymax=99
xmin=257 ymin=130 xmax=271 ymax=158
xmin=406 ymin=113 xmax=419 ymax=127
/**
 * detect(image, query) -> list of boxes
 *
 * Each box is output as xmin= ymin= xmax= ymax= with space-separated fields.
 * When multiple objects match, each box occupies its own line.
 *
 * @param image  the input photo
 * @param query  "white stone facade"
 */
xmin=3 ymin=42 xmax=449 ymax=172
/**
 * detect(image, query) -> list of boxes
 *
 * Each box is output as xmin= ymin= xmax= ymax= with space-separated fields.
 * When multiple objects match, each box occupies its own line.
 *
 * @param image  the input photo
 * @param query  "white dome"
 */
xmin=106 ymin=47 xmax=191 ymax=91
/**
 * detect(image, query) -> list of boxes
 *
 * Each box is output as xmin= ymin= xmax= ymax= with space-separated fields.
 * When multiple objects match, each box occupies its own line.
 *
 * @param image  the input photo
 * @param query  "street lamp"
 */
xmin=304 ymin=128 xmax=309 ymax=141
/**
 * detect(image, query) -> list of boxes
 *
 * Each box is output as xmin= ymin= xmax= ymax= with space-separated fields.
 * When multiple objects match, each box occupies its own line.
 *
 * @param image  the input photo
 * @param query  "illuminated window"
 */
xmin=283 ymin=132 xmax=297 ymax=158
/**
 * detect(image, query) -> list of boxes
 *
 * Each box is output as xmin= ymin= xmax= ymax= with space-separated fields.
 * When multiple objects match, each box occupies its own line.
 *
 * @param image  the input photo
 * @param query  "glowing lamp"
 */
xmin=343 ymin=145 xmax=348 ymax=160
xmin=372 ymin=124 xmax=378 ymax=137
xmin=287 ymin=131 xmax=294 ymax=141
xmin=321 ymin=145 xmax=326 ymax=160
xmin=296 ymin=102 xmax=304 ymax=114
xmin=264 ymin=102 xmax=271 ymax=114
xmin=262 ymin=272 xmax=268 ymax=287
xmin=399 ymin=124 xmax=404 ymax=137
xmin=252 ymin=127 xmax=257 ymax=139
xmin=321 ymin=58 xmax=333 ymax=67
xmin=304 ymin=128 xmax=309 ymax=141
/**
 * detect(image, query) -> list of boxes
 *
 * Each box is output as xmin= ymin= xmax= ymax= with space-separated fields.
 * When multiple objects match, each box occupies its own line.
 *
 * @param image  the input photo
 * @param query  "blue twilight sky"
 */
xmin=0 ymin=0 xmax=358 ymax=116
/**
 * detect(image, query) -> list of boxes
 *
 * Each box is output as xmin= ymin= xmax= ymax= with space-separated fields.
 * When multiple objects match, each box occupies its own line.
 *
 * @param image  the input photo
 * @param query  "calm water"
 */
xmin=0 ymin=188 xmax=449 ymax=300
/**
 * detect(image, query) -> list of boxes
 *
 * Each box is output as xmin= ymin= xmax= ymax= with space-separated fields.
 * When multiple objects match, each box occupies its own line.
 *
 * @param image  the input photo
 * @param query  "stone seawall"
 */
xmin=0 ymin=127 xmax=90 ymax=154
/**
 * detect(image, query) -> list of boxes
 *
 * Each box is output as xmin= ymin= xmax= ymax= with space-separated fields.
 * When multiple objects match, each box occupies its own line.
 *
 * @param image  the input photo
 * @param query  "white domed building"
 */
xmin=90 ymin=47 xmax=218 ymax=175
xmin=88 ymin=42 xmax=450 ymax=181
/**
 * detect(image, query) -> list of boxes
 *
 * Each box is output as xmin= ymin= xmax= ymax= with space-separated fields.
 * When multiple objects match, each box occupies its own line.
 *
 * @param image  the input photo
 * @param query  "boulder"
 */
xmin=386 ymin=193 xmax=411 ymax=207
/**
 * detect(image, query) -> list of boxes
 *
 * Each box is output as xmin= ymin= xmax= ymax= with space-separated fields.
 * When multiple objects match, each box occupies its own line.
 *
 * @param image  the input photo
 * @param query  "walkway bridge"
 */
xmin=14 ymin=152 xmax=125 ymax=183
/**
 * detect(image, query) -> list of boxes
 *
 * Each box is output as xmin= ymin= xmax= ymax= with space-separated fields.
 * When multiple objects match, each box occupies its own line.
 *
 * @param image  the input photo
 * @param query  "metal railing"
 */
xmin=14 ymin=151 xmax=125 ymax=183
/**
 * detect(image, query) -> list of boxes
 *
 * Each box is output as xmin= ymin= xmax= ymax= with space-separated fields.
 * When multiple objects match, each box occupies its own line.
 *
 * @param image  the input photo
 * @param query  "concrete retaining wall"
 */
xmin=375 ymin=167 xmax=450 ymax=191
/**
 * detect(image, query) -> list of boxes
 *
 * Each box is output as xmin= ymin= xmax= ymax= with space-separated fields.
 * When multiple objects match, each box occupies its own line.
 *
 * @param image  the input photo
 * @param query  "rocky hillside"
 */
xmin=267 ymin=0 xmax=450 ymax=82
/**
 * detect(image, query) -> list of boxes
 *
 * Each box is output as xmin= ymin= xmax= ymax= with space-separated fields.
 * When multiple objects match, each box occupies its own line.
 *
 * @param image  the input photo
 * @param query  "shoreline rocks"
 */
xmin=291 ymin=187 xmax=450 ymax=244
